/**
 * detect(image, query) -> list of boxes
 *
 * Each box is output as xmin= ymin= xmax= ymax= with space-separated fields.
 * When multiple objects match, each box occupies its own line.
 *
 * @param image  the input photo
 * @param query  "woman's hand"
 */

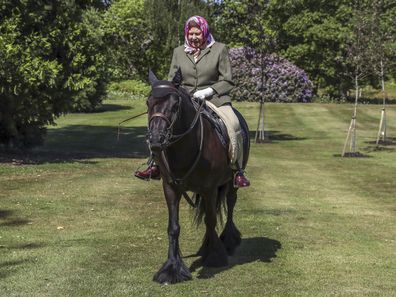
xmin=193 ymin=87 xmax=214 ymax=100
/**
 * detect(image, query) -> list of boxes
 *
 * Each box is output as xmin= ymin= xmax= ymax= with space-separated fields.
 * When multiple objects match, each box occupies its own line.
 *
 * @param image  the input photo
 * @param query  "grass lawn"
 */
xmin=1 ymin=98 xmax=395 ymax=297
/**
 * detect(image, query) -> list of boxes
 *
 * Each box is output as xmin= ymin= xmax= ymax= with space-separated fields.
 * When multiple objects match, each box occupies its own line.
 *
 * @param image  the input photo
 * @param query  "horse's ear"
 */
xmin=172 ymin=68 xmax=182 ymax=87
xmin=148 ymin=69 xmax=158 ymax=86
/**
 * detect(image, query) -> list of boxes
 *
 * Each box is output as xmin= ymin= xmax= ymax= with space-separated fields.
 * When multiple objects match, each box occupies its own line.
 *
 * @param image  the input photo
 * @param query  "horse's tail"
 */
xmin=193 ymin=184 xmax=228 ymax=226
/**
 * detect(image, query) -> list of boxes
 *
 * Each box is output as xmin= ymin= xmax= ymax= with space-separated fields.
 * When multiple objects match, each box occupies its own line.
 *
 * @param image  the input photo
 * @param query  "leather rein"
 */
xmin=148 ymin=85 xmax=206 ymax=202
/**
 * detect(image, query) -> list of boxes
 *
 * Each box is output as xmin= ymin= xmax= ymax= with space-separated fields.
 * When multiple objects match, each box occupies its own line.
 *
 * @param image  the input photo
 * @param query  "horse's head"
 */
xmin=146 ymin=69 xmax=183 ymax=153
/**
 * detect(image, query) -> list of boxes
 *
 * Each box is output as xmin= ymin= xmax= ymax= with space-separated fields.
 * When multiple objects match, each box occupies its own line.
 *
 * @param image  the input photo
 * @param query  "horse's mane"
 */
xmin=177 ymin=86 xmax=192 ymax=101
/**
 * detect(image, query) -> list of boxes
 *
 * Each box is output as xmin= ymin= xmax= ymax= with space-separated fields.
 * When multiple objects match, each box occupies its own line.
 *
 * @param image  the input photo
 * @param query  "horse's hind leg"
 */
xmin=220 ymin=183 xmax=241 ymax=255
xmin=153 ymin=183 xmax=191 ymax=284
xmin=197 ymin=189 xmax=228 ymax=267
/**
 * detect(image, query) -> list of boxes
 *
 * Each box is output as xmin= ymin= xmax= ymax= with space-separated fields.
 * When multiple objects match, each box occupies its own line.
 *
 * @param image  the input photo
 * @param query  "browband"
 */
xmin=151 ymin=81 xmax=179 ymax=98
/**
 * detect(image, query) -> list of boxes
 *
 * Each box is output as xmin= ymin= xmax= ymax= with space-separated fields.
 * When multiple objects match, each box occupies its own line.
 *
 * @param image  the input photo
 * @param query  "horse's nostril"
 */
xmin=148 ymin=132 xmax=165 ymax=152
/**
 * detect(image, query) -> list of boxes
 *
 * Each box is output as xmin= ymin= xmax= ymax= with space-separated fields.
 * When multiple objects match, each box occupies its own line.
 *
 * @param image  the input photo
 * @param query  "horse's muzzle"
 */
xmin=148 ymin=131 xmax=167 ymax=152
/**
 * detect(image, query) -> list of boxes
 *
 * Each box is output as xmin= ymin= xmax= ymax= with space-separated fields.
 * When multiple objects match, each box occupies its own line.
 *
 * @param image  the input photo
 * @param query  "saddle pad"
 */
xmin=200 ymin=103 xmax=229 ymax=149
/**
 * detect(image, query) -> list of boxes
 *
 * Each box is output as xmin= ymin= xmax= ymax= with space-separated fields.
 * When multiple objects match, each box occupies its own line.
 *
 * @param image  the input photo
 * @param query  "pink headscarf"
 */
xmin=184 ymin=16 xmax=215 ymax=54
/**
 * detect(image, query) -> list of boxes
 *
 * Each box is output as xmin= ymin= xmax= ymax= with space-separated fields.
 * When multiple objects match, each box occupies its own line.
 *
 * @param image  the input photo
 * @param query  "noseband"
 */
xmin=147 ymin=83 xmax=206 ymax=187
xmin=148 ymin=84 xmax=204 ymax=147
xmin=148 ymin=84 xmax=182 ymax=147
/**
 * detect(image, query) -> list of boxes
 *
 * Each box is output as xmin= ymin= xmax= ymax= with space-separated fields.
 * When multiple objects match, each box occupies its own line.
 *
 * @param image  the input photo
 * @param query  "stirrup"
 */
xmin=134 ymin=165 xmax=161 ymax=181
xmin=233 ymin=171 xmax=250 ymax=188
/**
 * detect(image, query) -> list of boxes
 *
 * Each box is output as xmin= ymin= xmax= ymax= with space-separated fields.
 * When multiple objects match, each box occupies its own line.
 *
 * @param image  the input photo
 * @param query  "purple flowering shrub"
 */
xmin=229 ymin=47 xmax=313 ymax=103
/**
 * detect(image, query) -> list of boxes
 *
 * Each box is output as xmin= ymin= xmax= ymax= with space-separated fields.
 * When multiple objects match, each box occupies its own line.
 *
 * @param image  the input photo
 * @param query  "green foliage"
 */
xmin=267 ymin=0 xmax=353 ymax=96
xmin=368 ymin=0 xmax=396 ymax=82
xmin=72 ymin=7 xmax=110 ymax=112
xmin=1 ymin=0 xmax=394 ymax=148
xmin=102 ymin=0 xmax=151 ymax=80
xmin=215 ymin=0 xmax=395 ymax=96
xmin=143 ymin=0 xmax=214 ymax=79
xmin=108 ymin=80 xmax=150 ymax=96
xmin=102 ymin=0 xmax=214 ymax=81
xmin=267 ymin=0 xmax=396 ymax=95
xmin=215 ymin=0 xmax=276 ymax=50
xmin=0 ymin=1 xmax=109 ymax=148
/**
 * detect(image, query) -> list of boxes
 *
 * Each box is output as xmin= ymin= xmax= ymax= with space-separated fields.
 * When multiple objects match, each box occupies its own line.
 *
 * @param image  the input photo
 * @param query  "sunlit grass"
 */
xmin=1 ymin=99 xmax=395 ymax=296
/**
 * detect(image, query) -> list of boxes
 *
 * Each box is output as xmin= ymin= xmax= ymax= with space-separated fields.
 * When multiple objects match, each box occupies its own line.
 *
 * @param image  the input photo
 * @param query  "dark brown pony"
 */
xmin=147 ymin=70 xmax=249 ymax=284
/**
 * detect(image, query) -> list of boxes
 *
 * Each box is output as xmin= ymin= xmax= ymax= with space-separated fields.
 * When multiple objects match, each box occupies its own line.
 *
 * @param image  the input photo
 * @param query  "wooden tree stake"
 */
xmin=255 ymin=100 xmax=267 ymax=143
xmin=376 ymin=60 xmax=388 ymax=145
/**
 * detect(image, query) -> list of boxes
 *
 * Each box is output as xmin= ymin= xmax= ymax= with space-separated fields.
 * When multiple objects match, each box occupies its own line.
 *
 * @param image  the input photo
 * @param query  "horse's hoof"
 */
xmin=153 ymin=259 xmax=192 ymax=284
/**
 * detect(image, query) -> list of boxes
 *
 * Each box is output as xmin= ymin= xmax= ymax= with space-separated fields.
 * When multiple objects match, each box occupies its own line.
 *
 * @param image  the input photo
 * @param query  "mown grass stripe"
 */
xmin=1 ymin=99 xmax=395 ymax=296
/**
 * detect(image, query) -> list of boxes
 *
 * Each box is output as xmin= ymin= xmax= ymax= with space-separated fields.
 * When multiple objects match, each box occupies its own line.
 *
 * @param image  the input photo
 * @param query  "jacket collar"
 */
xmin=186 ymin=46 xmax=212 ymax=64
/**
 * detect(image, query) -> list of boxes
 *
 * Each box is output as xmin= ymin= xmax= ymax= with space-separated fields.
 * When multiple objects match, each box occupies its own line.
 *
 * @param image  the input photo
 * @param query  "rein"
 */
xmin=117 ymin=111 xmax=147 ymax=141
xmin=148 ymin=87 xmax=206 ymax=206
xmin=160 ymin=109 xmax=204 ymax=184
xmin=168 ymin=97 xmax=205 ymax=145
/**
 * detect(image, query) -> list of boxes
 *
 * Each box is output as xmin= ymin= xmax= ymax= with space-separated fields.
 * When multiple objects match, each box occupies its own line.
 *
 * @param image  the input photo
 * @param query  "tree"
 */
xmin=215 ymin=0 xmax=278 ymax=142
xmin=143 ymin=0 xmax=212 ymax=79
xmin=370 ymin=0 xmax=396 ymax=144
xmin=341 ymin=0 xmax=377 ymax=156
xmin=102 ymin=0 xmax=151 ymax=80
xmin=266 ymin=0 xmax=354 ymax=96
xmin=0 ymin=1 xmax=109 ymax=148
xmin=102 ymin=0 xmax=212 ymax=81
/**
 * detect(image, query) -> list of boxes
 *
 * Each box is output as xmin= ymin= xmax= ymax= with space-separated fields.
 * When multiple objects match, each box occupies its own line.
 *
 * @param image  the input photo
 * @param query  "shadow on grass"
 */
xmin=0 ymin=219 xmax=32 ymax=227
xmin=362 ymin=143 xmax=396 ymax=153
xmin=0 ymin=259 xmax=35 ymax=279
xmin=0 ymin=209 xmax=32 ymax=227
xmin=0 ymin=209 xmax=43 ymax=279
xmin=71 ymin=103 xmax=133 ymax=114
xmin=333 ymin=152 xmax=373 ymax=158
xmin=1 ymin=125 xmax=304 ymax=165
xmin=249 ymin=130 xmax=306 ymax=143
xmin=0 ymin=210 xmax=14 ymax=219
xmin=0 ymin=125 xmax=150 ymax=165
xmin=188 ymin=236 xmax=281 ymax=279
xmin=10 ymin=243 xmax=44 ymax=250
xmin=364 ymin=137 xmax=396 ymax=147
xmin=93 ymin=103 xmax=133 ymax=113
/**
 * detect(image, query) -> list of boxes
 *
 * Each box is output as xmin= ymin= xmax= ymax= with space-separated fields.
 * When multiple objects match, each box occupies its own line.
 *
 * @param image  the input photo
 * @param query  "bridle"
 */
xmin=147 ymin=85 xmax=182 ymax=148
xmin=147 ymin=83 xmax=206 ymax=188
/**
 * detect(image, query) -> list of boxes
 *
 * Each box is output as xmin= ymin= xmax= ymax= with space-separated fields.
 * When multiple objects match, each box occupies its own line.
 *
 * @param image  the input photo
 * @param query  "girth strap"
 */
xmin=182 ymin=192 xmax=198 ymax=208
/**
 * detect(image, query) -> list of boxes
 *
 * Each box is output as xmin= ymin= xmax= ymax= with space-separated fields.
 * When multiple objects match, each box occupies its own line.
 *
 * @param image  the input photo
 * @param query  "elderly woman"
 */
xmin=135 ymin=15 xmax=250 ymax=188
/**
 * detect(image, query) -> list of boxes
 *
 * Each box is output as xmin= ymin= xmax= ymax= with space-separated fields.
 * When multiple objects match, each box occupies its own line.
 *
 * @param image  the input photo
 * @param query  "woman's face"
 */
xmin=188 ymin=26 xmax=204 ymax=48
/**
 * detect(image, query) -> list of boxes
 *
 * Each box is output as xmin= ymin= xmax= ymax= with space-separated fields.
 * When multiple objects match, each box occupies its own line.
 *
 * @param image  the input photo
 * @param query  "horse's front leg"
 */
xmin=153 ymin=182 xmax=192 ymax=284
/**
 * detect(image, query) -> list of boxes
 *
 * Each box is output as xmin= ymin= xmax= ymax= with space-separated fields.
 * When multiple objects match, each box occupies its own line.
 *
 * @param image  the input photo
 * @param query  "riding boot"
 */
xmin=135 ymin=165 xmax=161 ymax=181
xmin=234 ymin=170 xmax=250 ymax=188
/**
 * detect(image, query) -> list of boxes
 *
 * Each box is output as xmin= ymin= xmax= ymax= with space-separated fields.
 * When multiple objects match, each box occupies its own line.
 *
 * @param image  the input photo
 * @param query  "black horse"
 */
xmin=147 ymin=70 xmax=249 ymax=284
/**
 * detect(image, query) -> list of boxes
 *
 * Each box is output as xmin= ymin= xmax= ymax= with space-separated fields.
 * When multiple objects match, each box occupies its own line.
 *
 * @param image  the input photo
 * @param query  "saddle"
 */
xmin=200 ymin=104 xmax=229 ymax=149
xmin=195 ymin=100 xmax=250 ymax=169
xmin=195 ymin=101 xmax=250 ymax=168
